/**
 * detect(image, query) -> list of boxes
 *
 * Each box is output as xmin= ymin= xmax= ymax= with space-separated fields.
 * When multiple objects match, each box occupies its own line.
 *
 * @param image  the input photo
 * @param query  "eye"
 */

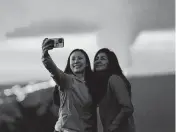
xmin=101 ymin=56 xmax=107 ymax=60
xmin=71 ymin=56 xmax=75 ymax=61
xmin=95 ymin=56 xmax=99 ymax=61
xmin=78 ymin=57 xmax=83 ymax=60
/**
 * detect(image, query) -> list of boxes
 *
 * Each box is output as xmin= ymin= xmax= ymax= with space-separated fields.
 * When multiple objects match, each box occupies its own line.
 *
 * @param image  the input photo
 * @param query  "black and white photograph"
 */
xmin=0 ymin=0 xmax=175 ymax=132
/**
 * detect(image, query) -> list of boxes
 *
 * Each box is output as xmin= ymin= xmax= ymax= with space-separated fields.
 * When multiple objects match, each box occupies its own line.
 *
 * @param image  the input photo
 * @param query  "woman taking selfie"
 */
xmin=41 ymin=38 xmax=97 ymax=132
xmin=94 ymin=48 xmax=135 ymax=132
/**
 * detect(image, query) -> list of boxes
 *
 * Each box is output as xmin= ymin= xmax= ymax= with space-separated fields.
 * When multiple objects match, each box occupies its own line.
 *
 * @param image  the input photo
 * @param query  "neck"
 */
xmin=74 ymin=72 xmax=85 ymax=80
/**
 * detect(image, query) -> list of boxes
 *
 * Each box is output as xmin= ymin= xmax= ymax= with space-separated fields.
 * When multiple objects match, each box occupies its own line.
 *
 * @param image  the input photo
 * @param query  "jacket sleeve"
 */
xmin=109 ymin=75 xmax=134 ymax=127
xmin=53 ymin=85 xmax=60 ymax=107
xmin=41 ymin=52 xmax=71 ymax=90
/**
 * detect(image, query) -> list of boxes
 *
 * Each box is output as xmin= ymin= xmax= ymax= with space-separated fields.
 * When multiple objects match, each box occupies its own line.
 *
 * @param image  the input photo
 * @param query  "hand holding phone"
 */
xmin=52 ymin=38 xmax=64 ymax=48
xmin=42 ymin=38 xmax=64 ymax=55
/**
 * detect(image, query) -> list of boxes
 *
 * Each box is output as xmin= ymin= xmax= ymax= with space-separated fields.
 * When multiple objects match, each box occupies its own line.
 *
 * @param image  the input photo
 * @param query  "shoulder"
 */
xmin=62 ymin=73 xmax=73 ymax=80
xmin=68 ymin=74 xmax=86 ymax=84
xmin=59 ymin=73 xmax=73 ymax=89
xmin=109 ymin=74 xmax=123 ymax=83
xmin=108 ymin=74 xmax=127 ymax=87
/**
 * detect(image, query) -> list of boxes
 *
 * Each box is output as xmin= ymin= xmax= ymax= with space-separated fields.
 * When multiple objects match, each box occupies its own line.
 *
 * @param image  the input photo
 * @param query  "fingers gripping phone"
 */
xmin=50 ymin=38 xmax=64 ymax=48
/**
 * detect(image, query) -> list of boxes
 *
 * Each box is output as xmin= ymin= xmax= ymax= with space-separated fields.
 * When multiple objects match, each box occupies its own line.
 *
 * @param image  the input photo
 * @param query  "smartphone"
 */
xmin=51 ymin=38 xmax=64 ymax=48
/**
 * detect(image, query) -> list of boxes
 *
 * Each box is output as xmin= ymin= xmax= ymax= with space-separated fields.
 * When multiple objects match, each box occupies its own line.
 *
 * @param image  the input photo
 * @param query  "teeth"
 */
xmin=73 ymin=65 xmax=81 ymax=68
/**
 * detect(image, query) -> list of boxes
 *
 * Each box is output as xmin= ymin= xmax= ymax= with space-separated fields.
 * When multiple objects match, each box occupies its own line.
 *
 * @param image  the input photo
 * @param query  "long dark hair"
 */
xmin=94 ymin=48 xmax=123 ymax=74
xmin=94 ymin=48 xmax=131 ymax=101
xmin=53 ymin=49 xmax=94 ymax=106
xmin=64 ymin=49 xmax=93 ymax=80
xmin=64 ymin=49 xmax=95 ymax=97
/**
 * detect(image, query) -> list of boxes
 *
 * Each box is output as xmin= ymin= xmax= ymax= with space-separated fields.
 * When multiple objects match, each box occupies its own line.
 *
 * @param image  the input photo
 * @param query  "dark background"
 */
xmin=0 ymin=73 xmax=174 ymax=132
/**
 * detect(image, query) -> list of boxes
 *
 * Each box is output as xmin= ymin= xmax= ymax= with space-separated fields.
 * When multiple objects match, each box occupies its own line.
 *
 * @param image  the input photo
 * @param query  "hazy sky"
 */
xmin=0 ymin=0 xmax=174 ymax=84
xmin=0 ymin=33 xmax=99 ymax=84
xmin=0 ymin=29 xmax=174 ymax=84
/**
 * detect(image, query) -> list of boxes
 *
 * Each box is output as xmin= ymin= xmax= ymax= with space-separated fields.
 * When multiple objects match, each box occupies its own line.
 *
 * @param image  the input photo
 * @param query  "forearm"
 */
xmin=42 ymin=51 xmax=59 ymax=76
xmin=42 ymin=51 xmax=66 ymax=87
xmin=41 ymin=51 xmax=71 ymax=90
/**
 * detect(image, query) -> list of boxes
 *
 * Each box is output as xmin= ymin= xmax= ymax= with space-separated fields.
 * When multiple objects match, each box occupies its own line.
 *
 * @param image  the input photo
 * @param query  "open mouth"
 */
xmin=73 ymin=64 xmax=82 ymax=69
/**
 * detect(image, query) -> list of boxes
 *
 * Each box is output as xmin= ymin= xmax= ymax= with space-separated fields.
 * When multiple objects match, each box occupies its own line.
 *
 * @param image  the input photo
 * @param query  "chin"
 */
xmin=73 ymin=70 xmax=82 ymax=74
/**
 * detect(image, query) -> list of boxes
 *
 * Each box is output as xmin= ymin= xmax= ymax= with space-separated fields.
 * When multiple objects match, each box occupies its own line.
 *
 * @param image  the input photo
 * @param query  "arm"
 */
xmin=41 ymin=38 xmax=71 ymax=89
xmin=41 ymin=51 xmax=64 ymax=85
xmin=109 ymin=75 xmax=134 ymax=130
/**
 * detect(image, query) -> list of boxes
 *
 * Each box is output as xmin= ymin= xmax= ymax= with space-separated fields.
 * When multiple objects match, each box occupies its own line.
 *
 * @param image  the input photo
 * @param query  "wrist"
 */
xmin=42 ymin=50 xmax=49 ymax=57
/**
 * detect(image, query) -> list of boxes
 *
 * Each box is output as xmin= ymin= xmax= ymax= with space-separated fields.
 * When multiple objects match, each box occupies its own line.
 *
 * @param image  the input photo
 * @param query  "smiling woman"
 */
xmin=41 ymin=38 xmax=97 ymax=132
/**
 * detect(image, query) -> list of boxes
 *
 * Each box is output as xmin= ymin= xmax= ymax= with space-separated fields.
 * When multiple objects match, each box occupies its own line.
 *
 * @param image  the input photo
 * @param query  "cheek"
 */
xmin=104 ymin=59 xmax=109 ymax=65
xmin=101 ymin=60 xmax=107 ymax=65
xmin=93 ymin=61 xmax=97 ymax=66
xmin=105 ymin=61 xmax=109 ymax=66
xmin=82 ymin=60 xmax=87 ymax=67
xmin=69 ymin=61 xmax=74 ymax=69
xmin=101 ymin=61 xmax=109 ymax=70
xmin=80 ymin=59 xmax=87 ymax=69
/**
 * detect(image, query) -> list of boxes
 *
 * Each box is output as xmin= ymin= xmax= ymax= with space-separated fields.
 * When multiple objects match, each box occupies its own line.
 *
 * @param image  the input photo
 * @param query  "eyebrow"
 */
xmin=101 ymin=56 xmax=107 ymax=59
xmin=96 ymin=56 xmax=107 ymax=59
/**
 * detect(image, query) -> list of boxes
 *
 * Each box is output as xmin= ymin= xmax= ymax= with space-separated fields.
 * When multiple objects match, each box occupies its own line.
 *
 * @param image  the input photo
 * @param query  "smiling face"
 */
xmin=94 ymin=52 xmax=109 ymax=72
xmin=70 ymin=51 xmax=87 ymax=74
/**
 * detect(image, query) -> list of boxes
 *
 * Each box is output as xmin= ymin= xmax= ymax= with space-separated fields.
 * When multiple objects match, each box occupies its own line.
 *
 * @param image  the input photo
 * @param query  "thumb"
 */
xmin=43 ymin=38 xmax=48 ymax=44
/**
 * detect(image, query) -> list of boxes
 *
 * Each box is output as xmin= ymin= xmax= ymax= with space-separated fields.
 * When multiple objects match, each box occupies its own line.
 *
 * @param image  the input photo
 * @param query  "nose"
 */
xmin=74 ymin=58 xmax=79 ymax=63
xmin=94 ymin=59 xmax=101 ymax=64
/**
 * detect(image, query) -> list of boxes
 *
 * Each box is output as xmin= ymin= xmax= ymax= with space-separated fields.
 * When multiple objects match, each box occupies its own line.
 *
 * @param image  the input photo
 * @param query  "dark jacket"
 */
xmin=99 ymin=75 xmax=135 ymax=132
xmin=42 ymin=53 xmax=97 ymax=132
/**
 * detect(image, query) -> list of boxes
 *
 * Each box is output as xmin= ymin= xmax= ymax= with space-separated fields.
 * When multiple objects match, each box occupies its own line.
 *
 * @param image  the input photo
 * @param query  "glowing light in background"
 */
xmin=2 ymin=80 xmax=54 ymax=103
